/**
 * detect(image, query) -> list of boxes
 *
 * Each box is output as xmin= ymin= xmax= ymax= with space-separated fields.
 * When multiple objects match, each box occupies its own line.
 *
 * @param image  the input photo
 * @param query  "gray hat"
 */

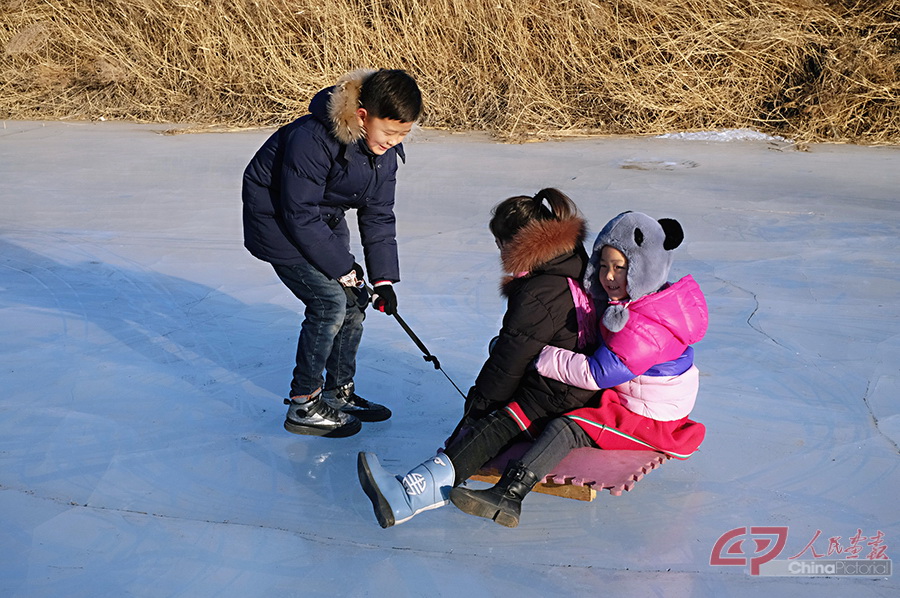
xmin=584 ymin=211 xmax=684 ymax=332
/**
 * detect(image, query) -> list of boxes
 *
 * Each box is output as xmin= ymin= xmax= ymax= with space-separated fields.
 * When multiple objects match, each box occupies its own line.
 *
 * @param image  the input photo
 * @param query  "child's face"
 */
xmin=356 ymin=108 xmax=414 ymax=155
xmin=599 ymin=245 xmax=629 ymax=301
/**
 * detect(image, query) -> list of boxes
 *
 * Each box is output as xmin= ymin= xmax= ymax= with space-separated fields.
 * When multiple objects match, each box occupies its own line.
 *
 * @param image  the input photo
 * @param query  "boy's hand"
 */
xmin=338 ymin=263 xmax=365 ymax=288
xmin=372 ymin=282 xmax=397 ymax=315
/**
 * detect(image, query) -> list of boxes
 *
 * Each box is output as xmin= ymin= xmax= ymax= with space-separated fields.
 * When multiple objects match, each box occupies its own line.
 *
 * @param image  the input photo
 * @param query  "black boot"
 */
xmin=449 ymin=460 xmax=539 ymax=528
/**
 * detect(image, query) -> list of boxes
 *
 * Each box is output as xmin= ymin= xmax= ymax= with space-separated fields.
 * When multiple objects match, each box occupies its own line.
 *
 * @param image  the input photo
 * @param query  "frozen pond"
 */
xmin=1 ymin=121 xmax=898 ymax=597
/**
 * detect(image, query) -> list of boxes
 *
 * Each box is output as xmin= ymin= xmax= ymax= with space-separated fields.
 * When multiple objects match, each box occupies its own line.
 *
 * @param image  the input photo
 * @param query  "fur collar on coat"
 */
xmin=499 ymin=217 xmax=587 ymax=296
xmin=326 ymin=68 xmax=376 ymax=145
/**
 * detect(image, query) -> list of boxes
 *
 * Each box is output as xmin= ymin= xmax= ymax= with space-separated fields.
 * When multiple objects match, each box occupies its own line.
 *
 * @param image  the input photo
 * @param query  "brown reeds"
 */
xmin=1 ymin=0 xmax=898 ymax=143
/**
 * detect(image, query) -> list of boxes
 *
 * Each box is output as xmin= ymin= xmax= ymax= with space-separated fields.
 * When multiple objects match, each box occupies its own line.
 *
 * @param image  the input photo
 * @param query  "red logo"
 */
xmin=711 ymin=527 xmax=890 ymax=576
xmin=710 ymin=527 xmax=788 ymax=575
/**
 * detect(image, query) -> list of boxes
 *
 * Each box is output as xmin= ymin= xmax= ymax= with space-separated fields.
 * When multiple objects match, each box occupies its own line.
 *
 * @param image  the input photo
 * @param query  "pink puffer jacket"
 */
xmin=604 ymin=275 xmax=708 ymax=376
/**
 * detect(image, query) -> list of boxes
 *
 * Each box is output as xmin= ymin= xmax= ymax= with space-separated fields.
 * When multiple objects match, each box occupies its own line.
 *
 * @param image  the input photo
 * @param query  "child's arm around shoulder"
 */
xmin=534 ymin=342 xmax=635 ymax=390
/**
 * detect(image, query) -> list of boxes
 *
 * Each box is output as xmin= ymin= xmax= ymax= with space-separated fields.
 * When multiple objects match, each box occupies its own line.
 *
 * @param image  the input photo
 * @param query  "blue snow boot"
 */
xmin=357 ymin=452 xmax=455 ymax=528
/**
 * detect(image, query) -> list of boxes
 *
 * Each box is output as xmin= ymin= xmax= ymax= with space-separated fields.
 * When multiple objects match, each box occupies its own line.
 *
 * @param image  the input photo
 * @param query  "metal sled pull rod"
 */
xmin=361 ymin=283 xmax=466 ymax=399
xmin=392 ymin=311 xmax=467 ymax=400
xmin=392 ymin=311 xmax=438 ymax=367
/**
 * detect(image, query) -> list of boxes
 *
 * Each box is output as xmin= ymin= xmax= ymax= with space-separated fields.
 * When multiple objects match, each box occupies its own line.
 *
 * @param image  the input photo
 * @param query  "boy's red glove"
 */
xmin=372 ymin=282 xmax=397 ymax=315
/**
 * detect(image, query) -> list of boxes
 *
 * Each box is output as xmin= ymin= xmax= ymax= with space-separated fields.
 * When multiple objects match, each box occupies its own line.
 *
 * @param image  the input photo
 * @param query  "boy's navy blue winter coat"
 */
xmin=242 ymin=69 xmax=403 ymax=283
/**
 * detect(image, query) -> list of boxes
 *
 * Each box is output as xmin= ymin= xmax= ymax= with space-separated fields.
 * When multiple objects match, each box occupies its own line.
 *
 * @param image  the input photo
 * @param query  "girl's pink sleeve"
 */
xmin=533 ymin=346 xmax=602 ymax=390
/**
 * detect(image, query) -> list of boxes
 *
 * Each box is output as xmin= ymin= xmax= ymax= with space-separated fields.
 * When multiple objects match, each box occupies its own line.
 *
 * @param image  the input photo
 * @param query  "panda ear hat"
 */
xmin=583 ymin=211 xmax=684 ymax=332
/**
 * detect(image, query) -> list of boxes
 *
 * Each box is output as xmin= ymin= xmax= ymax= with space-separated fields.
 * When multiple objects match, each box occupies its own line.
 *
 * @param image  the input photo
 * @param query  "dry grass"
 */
xmin=1 ymin=0 xmax=898 ymax=143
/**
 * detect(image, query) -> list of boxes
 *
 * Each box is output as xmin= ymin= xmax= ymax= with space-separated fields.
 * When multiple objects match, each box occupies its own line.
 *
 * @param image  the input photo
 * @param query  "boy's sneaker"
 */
xmin=323 ymin=382 xmax=392 ymax=422
xmin=283 ymin=389 xmax=361 ymax=437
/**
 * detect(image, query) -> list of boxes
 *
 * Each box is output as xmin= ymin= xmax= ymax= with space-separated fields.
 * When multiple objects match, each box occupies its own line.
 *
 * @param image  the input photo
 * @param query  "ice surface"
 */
xmin=1 ymin=121 xmax=898 ymax=597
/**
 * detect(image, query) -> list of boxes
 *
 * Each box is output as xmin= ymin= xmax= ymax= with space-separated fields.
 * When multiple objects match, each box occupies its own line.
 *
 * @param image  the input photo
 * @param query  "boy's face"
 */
xmin=356 ymin=108 xmax=414 ymax=155
xmin=599 ymin=245 xmax=629 ymax=301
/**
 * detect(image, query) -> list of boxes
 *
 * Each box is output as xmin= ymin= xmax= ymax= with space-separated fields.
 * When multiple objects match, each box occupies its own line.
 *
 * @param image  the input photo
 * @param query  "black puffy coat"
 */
xmin=241 ymin=69 xmax=402 ymax=282
xmin=468 ymin=216 xmax=599 ymax=423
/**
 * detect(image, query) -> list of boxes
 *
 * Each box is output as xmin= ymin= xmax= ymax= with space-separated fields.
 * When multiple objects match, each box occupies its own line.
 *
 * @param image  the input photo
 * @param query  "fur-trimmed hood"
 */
xmin=313 ymin=68 xmax=376 ymax=145
xmin=499 ymin=217 xmax=588 ymax=295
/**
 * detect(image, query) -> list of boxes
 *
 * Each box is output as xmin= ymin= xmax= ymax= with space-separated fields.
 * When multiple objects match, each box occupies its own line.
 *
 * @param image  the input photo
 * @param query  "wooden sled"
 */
xmin=468 ymin=443 xmax=670 ymax=502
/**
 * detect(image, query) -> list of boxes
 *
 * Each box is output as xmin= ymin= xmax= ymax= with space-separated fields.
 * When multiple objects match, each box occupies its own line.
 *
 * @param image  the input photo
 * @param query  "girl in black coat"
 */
xmin=358 ymin=189 xmax=599 ymax=528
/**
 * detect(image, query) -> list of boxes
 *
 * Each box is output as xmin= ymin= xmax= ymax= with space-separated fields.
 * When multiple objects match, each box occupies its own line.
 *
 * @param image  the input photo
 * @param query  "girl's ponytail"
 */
xmin=532 ymin=188 xmax=576 ymax=222
xmin=490 ymin=187 xmax=578 ymax=244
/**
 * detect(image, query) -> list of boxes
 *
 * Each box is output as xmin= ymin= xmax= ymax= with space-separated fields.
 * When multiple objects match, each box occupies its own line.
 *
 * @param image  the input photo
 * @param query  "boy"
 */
xmin=242 ymin=69 xmax=422 ymax=438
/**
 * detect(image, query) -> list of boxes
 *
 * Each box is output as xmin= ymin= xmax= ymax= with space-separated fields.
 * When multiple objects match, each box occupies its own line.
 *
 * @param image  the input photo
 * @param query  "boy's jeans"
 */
xmin=273 ymin=262 xmax=366 ymax=398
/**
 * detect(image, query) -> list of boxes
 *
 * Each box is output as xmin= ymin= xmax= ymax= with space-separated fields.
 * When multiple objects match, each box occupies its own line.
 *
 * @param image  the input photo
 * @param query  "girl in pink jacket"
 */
xmin=450 ymin=211 xmax=709 ymax=527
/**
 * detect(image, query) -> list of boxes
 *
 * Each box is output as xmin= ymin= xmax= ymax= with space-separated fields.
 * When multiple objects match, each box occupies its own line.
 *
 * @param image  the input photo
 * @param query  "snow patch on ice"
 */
xmin=657 ymin=128 xmax=790 ymax=143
